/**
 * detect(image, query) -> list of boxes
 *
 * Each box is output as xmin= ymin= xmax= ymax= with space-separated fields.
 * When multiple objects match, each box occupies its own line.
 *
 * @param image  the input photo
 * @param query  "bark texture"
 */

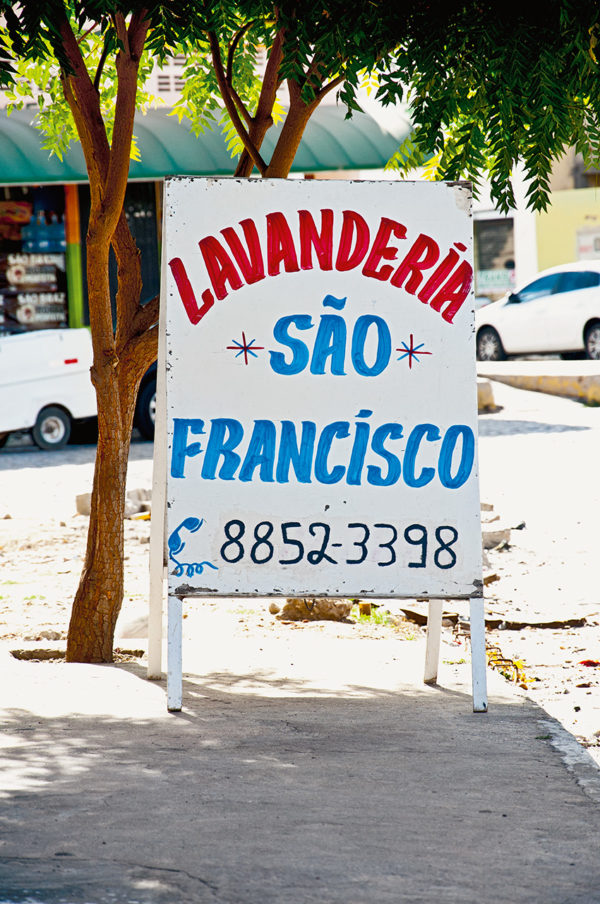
xmin=57 ymin=9 xmax=157 ymax=662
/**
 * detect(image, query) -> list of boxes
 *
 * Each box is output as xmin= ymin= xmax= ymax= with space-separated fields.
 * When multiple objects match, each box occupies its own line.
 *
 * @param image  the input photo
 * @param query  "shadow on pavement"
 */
xmin=1 ymin=660 xmax=600 ymax=903
xmin=477 ymin=418 xmax=591 ymax=437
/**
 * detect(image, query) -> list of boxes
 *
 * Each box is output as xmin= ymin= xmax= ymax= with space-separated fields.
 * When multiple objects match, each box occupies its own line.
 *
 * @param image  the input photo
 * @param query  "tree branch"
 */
xmin=113 ymin=212 xmax=143 ymax=353
xmin=57 ymin=13 xmax=110 ymax=203
xmin=77 ymin=24 xmax=97 ymax=46
xmin=131 ymin=294 xmax=159 ymax=338
xmin=234 ymin=27 xmax=285 ymax=176
xmin=226 ymin=21 xmax=256 ymax=83
xmin=208 ymin=30 xmax=268 ymax=176
xmin=114 ymin=10 xmax=130 ymax=56
xmin=229 ymin=84 xmax=253 ymax=129
xmin=102 ymin=10 xmax=150 ymax=240
xmin=93 ymin=35 xmax=111 ymax=91
xmin=122 ymin=322 xmax=159 ymax=389
xmin=316 ymin=73 xmax=345 ymax=103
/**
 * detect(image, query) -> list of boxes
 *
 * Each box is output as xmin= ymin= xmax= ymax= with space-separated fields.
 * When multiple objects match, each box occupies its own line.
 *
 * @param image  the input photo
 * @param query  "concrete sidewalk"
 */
xmin=1 ymin=605 xmax=600 ymax=904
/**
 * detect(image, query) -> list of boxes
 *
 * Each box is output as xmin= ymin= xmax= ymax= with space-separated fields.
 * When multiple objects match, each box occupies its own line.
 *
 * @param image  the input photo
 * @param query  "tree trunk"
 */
xmin=65 ymin=213 xmax=143 ymax=662
xmin=58 ymin=10 xmax=152 ymax=663
xmin=264 ymin=98 xmax=313 ymax=177
xmin=66 ymin=372 xmax=135 ymax=662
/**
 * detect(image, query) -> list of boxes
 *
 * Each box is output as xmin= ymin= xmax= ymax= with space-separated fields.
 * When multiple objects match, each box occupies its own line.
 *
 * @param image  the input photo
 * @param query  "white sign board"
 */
xmin=164 ymin=178 xmax=481 ymax=600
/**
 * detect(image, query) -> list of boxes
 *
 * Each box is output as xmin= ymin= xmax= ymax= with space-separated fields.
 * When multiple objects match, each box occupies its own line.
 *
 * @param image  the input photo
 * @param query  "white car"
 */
xmin=0 ymin=328 xmax=157 ymax=450
xmin=475 ymin=261 xmax=600 ymax=360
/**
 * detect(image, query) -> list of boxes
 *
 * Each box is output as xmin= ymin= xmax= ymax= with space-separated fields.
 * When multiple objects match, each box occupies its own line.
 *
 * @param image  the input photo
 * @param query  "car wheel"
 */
xmin=584 ymin=322 xmax=600 ymax=360
xmin=31 ymin=406 xmax=71 ymax=450
xmin=135 ymin=378 xmax=156 ymax=440
xmin=476 ymin=327 xmax=506 ymax=361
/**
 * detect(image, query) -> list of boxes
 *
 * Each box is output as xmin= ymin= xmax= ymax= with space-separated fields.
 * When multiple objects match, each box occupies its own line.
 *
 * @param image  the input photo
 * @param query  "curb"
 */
xmin=477 ymin=362 xmax=600 ymax=405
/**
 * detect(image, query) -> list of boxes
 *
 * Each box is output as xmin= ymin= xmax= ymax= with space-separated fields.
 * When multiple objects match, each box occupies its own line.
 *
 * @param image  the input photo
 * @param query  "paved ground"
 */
xmin=1 ymin=628 xmax=600 ymax=904
xmin=1 ymin=384 xmax=600 ymax=903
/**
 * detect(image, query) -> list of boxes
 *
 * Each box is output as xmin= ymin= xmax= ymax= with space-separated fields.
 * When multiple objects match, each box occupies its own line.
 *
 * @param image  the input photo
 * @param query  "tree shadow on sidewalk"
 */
xmin=2 ymin=658 xmax=600 ymax=904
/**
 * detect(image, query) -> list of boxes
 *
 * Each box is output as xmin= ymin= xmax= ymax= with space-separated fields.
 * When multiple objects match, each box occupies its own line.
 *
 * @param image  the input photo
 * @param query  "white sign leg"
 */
xmin=167 ymin=595 xmax=183 ymax=712
xmin=424 ymin=598 xmax=444 ymax=685
xmin=147 ymin=456 xmax=166 ymax=678
xmin=147 ymin=262 xmax=168 ymax=680
xmin=470 ymin=598 xmax=488 ymax=712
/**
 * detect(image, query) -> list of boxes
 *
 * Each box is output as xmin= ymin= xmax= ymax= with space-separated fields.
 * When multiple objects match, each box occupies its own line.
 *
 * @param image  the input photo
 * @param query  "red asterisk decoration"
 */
xmin=227 ymin=332 xmax=264 ymax=365
xmin=396 ymin=334 xmax=433 ymax=369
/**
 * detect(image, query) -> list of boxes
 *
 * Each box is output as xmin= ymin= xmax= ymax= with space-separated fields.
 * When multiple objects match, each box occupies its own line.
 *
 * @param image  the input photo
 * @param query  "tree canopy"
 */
xmin=2 ymin=2 xmax=600 ymax=209
xmin=386 ymin=2 xmax=600 ymax=212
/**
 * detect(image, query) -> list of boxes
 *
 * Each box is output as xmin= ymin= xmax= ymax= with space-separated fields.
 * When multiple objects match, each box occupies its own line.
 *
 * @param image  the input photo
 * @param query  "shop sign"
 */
xmin=163 ymin=178 xmax=482 ymax=600
xmin=0 ymin=252 xmax=68 ymax=333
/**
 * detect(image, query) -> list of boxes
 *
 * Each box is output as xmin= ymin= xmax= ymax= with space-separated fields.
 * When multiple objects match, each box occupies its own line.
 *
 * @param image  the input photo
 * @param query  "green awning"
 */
xmin=0 ymin=105 xmax=410 ymax=186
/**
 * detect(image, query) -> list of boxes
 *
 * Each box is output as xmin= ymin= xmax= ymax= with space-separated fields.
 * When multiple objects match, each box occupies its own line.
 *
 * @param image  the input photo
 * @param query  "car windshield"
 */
xmin=513 ymin=273 xmax=561 ymax=303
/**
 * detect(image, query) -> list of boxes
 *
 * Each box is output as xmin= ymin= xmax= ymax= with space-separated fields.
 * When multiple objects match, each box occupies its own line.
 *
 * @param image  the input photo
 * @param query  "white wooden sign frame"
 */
xmin=148 ymin=178 xmax=487 ymax=713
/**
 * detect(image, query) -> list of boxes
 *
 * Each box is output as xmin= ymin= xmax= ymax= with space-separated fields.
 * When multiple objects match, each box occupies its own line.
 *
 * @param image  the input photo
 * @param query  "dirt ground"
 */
xmin=0 ymin=381 xmax=599 ymax=767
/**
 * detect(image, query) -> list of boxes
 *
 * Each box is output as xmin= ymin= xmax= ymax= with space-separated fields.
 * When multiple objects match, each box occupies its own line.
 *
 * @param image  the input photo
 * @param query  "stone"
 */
xmin=38 ymin=629 xmax=62 ymax=641
xmin=278 ymin=597 xmax=353 ymax=622
xmin=477 ymin=379 xmax=495 ymax=412
xmin=124 ymin=488 xmax=152 ymax=519
xmin=127 ymin=488 xmax=151 ymax=503
xmin=77 ymin=488 xmax=152 ymax=518
xmin=124 ymin=498 xmax=141 ymax=518
xmin=268 ymin=602 xmax=281 ymax=615
xmin=76 ymin=493 xmax=92 ymax=516
xmin=482 ymin=527 xmax=511 ymax=549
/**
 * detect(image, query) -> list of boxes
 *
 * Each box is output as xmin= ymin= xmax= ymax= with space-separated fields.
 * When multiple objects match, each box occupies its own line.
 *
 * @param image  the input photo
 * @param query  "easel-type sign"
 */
xmin=158 ymin=178 xmax=485 ymax=710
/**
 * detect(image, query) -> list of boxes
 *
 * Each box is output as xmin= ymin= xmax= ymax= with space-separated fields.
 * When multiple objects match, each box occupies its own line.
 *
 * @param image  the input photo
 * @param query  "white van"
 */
xmin=0 ymin=328 xmax=96 ymax=449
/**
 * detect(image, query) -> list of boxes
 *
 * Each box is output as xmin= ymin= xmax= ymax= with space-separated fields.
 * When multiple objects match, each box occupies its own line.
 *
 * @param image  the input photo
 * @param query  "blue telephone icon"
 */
xmin=168 ymin=517 xmax=218 ymax=578
xmin=168 ymin=517 xmax=203 ymax=556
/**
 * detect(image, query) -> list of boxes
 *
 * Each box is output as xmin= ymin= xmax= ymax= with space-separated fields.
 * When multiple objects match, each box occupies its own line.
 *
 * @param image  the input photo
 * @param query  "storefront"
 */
xmin=0 ymin=104 xmax=410 ymax=336
xmin=0 ymin=185 xmax=68 ymax=332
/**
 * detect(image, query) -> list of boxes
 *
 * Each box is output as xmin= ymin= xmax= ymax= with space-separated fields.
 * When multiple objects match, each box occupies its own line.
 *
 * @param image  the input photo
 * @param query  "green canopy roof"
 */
xmin=0 ymin=105 xmax=410 ymax=186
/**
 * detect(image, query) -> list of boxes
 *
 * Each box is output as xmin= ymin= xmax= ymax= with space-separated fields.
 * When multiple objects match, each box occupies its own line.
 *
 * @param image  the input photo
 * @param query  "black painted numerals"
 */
xmin=250 ymin=521 xmax=275 ymax=564
xmin=220 ymin=519 xmax=245 ymax=563
xmin=307 ymin=523 xmax=337 ymax=564
xmin=346 ymin=522 xmax=370 ymax=564
xmin=279 ymin=522 xmax=303 ymax=564
xmin=220 ymin=519 xmax=460 ymax=570
xmin=433 ymin=526 xmax=458 ymax=569
xmin=404 ymin=524 xmax=427 ymax=568
xmin=375 ymin=523 xmax=398 ymax=567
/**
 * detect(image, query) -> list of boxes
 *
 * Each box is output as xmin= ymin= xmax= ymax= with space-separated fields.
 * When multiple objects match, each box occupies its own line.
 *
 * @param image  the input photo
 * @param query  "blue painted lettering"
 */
xmin=403 ymin=423 xmax=441 ymax=488
xmin=170 ymin=417 xmax=474 ymax=489
xmin=314 ymin=421 xmax=350 ymax=484
xmin=351 ymin=315 xmax=391 ymax=376
xmin=310 ymin=314 xmax=347 ymax=375
xmin=367 ymin=423 xmax=403 ymax=486
xmin=438 ymin=424 xmax=475 ymax=488
xmin=276 ymin=421 xmax=316 ymax=483
xmin=269 ymin=314 xmax=313 ymax=375
xmin=239 ymin=420 xmax=277 ymax=482
xmin=347 ymin=410 xmax=372 ymax=485
xmin=201 ymin=418 xmax=243 ymax=480
xmin=171 ymin=418 xmax=205 ymax=479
